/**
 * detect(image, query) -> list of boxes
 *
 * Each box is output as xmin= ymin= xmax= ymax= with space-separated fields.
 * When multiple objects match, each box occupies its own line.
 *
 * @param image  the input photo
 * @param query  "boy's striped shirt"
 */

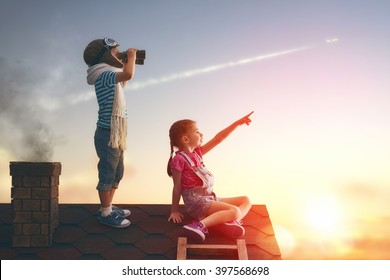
xmin=95 ymin=71 xmax=126 ymax=129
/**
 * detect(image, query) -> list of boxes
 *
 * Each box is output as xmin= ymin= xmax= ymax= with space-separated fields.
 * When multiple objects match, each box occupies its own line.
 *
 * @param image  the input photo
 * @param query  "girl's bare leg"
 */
xmin=221 ymin=196 xmax=252 ymax=219
xmin=201 ymin=196 xmax=251 ymax=228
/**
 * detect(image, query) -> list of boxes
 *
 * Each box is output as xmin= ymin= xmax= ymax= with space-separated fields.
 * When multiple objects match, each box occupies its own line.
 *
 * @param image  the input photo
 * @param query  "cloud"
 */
xmin=287 ymin=216 xmax=390 ymax=259
xmin=344 ymin=216 xmax=390 ymax=259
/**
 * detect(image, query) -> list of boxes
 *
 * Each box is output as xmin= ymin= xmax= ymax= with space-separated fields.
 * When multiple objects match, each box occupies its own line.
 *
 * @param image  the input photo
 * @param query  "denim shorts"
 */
xmin=182 ymin=186 xmax=220 ymax=220
xmin=94 ymin=126 xmax=124 ymax=191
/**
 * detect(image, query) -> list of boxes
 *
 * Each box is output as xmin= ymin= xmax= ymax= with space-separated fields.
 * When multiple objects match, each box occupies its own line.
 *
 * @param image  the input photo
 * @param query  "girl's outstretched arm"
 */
xmin=201 ymin=111 xmax=254 ymax=155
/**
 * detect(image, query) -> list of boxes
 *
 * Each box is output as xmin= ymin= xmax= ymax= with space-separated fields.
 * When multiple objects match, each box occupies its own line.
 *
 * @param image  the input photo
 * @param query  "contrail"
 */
xmin=128 ymin=44 xmax=316 ymax=90
xmin=72 ymin=44 xmax=316 ymax=104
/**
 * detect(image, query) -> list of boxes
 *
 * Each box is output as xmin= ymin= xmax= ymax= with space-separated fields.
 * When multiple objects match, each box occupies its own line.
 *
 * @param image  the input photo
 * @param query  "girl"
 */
xmin=167 ymin=112 xmax=253 ymax=242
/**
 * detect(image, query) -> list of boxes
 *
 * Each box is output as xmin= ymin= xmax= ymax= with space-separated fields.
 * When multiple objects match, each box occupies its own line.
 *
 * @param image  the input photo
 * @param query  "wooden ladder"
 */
xmin=177 ymin=237 xmax=248 ymax=260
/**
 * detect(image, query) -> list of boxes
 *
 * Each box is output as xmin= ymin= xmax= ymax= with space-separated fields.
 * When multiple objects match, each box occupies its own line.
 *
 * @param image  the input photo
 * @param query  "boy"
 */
xmin=83 ymin=37 xmax=137 ymax=228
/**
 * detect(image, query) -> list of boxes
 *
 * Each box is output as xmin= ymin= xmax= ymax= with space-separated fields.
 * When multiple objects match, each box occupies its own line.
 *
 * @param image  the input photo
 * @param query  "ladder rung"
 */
xmin=177 ymin=237 xmax=248 ymax=260
xmin=187 ymin=244 xmax=238 ymax=250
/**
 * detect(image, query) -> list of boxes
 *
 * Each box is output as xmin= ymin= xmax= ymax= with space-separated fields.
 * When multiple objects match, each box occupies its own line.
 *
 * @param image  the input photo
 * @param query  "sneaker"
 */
xmin=98 ymin=205 xmax=131 ymax=218
xmin=111 ymin=205 xmax=131 ymax=218
xmin=183 ymin=220 xmax=208 ymax=242
xmin=97 ymin=212 xmax=131 ymax=228
xmin=216 ymin=220 xmax=245 ymax=238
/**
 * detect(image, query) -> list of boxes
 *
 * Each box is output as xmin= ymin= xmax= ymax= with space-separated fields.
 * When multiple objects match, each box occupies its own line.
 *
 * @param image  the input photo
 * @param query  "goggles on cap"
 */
xmin=103 ymin=37 xmax=119 ymax=48
xmin=91 ymin=37 xmax=120 ymax=66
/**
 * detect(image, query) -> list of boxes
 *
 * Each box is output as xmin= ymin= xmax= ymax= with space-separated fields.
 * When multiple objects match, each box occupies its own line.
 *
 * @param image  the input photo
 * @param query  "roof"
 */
xmin=0 ymin=203 xmax=281 ymax=260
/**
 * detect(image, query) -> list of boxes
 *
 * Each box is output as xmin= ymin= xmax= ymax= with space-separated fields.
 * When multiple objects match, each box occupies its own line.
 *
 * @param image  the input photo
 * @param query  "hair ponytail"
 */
xmin=167 ymin=142 xmax=175 ymax=177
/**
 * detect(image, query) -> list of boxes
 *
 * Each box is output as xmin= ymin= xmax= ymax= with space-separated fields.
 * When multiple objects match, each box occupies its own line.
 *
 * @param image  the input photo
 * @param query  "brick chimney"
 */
xmin=9 ymin=162 xmax=61 ymax=247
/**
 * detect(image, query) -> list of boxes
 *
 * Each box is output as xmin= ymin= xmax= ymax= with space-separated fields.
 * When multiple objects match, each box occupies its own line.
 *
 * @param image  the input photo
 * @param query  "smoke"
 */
xmin=0 ymin=57 xmax=54 ymax=161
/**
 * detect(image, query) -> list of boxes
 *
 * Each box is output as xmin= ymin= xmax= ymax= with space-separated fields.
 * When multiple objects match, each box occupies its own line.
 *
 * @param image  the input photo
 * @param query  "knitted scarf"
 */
xmin=87 ymin=63 xmax=127 ymax=150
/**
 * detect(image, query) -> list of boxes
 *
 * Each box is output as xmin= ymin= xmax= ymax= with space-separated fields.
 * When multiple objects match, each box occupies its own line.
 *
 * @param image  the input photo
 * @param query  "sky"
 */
xmin=1 ymin=0 xmax=390 ymax=260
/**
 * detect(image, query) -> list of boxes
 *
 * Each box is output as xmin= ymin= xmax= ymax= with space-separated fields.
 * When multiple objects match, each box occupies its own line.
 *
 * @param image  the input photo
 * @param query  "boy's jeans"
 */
xmin=94 ymin=126 xmax=124 ymax=191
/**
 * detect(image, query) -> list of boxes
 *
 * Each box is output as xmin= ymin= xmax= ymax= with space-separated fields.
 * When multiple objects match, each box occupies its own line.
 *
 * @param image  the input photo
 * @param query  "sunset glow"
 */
xmin=302 ymin=193 xmax=344 ymax=235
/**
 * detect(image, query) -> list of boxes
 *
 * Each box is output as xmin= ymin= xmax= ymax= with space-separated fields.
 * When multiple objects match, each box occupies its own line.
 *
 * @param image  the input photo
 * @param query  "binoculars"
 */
xmin=118 ymin=50 xmax=146 ymax=65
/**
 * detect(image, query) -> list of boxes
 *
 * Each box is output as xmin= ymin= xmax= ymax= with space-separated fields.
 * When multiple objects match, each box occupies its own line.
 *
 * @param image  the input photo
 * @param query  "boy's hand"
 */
xmin=168 ymin=212 xmax=184 ymax=223
xmin=125 ymin=48 xmax=137 ymax=63
xmin=237 ymin=111 xmax=254 ymax=126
